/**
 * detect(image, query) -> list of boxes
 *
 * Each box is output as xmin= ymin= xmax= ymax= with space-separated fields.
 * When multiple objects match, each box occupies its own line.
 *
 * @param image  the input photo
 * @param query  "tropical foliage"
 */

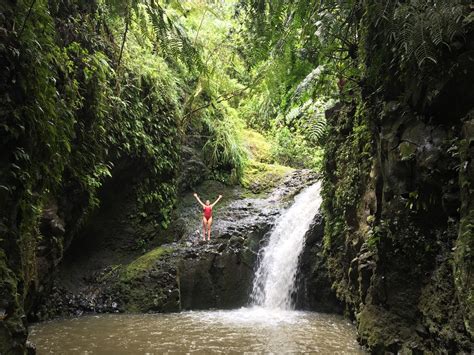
xmin=1 ymin=0 xmax=473 ymax=352
xmin=0 ymin=2 xmax=245 ymax=324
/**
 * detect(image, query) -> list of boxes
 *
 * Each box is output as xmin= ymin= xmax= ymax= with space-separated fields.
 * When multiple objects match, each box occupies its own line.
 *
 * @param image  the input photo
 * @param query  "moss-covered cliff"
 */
xmin=1 ymin=0 xmax=473 ymax=353
xmin=321 ymin=2 xmax=474 ymax=352
xmin=0 ymin=1 xmax=244 ymax=353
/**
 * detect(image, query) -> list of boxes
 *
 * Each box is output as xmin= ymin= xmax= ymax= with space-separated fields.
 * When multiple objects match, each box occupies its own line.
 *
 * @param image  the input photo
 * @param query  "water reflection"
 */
xmin=29 ymin=308 xmax=365 ymax=354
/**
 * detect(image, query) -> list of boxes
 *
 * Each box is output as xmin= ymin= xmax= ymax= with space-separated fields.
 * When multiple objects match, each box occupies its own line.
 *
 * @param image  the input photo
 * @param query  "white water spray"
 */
xmin=250 ymin=181 xmax=322 ymax=310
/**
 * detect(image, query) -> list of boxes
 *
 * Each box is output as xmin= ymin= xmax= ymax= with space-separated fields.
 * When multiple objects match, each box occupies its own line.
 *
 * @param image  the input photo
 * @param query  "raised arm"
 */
xmin=211 ymin=195 xmax=223 ymax=207
xmin=193 ymin=193 xmax=205 ymax=207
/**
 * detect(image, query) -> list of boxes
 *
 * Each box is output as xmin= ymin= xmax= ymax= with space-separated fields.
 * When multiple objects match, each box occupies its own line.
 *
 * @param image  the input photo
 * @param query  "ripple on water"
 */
xmin=29 ymin=309 xmax=366 ymax=354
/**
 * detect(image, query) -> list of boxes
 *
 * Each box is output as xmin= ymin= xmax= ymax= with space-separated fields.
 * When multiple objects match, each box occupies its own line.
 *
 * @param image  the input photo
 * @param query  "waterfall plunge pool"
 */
xmin=30 ymin=182 xmax=366 ymax=353
xmin=29 ymin=307 xmax=365 ymax=353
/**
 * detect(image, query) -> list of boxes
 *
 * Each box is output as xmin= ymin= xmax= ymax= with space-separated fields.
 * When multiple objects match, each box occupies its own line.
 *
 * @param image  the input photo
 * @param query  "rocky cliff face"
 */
xmin=295 ymin=213 xmax=342 ymax=314
xmin=32 ymin=170 xmax=320 ymax=319
xmin=321 ymin=17 xmax=474 ymax=353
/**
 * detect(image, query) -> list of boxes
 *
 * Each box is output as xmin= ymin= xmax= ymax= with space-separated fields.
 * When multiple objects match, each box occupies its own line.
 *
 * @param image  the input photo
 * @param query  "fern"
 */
xmin=390 ymin=0 xmax=466 ymax=69
xmin=143 ymin=0 xmax=200 ymax=68
xmin=307 ymin=115 xmax=328 ymax=145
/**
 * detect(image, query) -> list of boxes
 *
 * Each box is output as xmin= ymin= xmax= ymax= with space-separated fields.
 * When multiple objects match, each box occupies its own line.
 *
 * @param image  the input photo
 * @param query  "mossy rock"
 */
xmin=357 ymin=305 xmax=421 ymax=353
xmin=240 ymin=128 xmax=294 ymax=192
xmin=0 ymin=251 xmax=28 ymax=354
xmin=454 ymin=118 xmax=474 ymax=338
xmin=398 ymin=141 xmax=417 ymax=161
xmin=110 ymin=246 xmax=180 ymax=313
xmin=121 ymin=246 xmax=170 ymax=281
xmin=241 ymin=161 xmax=293 ymax=193
xmin=419 ymin=255 xmax=472 ymax=350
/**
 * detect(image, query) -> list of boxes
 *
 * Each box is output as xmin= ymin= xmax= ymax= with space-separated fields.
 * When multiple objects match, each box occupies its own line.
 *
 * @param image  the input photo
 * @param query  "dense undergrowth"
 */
xmin=1 ymin=0 xmax=473 ymax=353
xmin=239 ymin=0 xmax=473 ymax=352
xmin=0 ymin=1 xmax=326 ymax=350
xmin=0 ymin=0 xmax=234 ymax=351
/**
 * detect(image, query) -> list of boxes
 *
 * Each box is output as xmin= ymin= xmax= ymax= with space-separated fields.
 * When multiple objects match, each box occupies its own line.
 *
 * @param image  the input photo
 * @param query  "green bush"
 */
xmin=271 ymin=126 xmax=323 ymax=171
xmin=202 ymin=107 xmax=247 ymax=183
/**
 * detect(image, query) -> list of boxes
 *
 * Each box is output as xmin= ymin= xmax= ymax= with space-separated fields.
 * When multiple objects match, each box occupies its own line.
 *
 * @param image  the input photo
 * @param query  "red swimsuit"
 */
xmin=203 ymin=205 xmax=212 ymax=220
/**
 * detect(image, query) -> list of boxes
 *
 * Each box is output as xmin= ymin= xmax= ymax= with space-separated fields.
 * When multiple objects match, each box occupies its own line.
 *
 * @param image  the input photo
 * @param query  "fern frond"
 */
xmin=307 ymin=115 xmax=327 ymax=145
xmin=143 ymin=0 xmax=201 ymax=68
xmin=390 ymin=0 xmax=466 ymax=69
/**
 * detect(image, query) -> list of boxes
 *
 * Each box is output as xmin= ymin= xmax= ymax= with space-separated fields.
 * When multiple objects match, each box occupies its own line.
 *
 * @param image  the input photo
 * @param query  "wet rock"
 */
xmin=323 ymin=48 xmax=474 ymax=352
xmin=177 ymin=145 xmax=210 ymax=192
xmin=216 ymin=243 xmax=226 ymax=252
xmin=40 ymin=170 xmax=320 ymax=318
xmin=26 ymin=340 xmax=36 ymax=355
xmin=295 ymin=213 xmax=343 ymax=313
xmin=229 ymin=236 xmax=244 ymax=247
xmin=357 ymin=249 xmax=376 ymax=304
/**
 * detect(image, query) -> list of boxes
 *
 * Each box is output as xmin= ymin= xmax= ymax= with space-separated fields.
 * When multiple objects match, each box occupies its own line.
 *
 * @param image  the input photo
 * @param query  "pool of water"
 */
xmin=29 ymin=307 xmax=365 ymax=354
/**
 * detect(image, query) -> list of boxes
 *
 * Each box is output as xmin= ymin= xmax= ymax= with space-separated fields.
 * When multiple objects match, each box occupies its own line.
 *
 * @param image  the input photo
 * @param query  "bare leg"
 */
xmin=202 ymin=216 xmax=207 ymax=241
xmin=207 ymin=217 xmax=213 ymax=240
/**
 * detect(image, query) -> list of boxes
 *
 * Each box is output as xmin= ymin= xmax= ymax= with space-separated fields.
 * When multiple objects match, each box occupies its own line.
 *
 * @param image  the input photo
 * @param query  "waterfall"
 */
xmin=250 ymin=181 xmax=322 ymax=310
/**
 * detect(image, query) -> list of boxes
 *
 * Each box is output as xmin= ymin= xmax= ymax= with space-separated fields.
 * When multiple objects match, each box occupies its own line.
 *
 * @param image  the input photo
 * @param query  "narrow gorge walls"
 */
xmin=0 ymin=1 xmax=182 ymax=352
xmin=321 ymin=2 xmax=474 ymax=352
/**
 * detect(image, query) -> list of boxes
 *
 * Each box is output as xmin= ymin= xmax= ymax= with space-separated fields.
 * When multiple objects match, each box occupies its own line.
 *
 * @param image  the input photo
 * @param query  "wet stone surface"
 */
xmin=34 ymin=170 xmax=320 ymax=319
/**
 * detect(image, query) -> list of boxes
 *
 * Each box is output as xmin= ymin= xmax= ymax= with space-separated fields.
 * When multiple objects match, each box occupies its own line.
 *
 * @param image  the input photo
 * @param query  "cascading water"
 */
xmin=250 ymin=181 xmax=322 ymax=309
xmin=29 ymin=179 xmax=363 ymax=353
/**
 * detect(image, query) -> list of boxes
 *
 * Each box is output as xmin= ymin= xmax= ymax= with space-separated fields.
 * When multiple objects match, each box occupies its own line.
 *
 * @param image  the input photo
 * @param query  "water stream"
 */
xmin=29 ymin=181 xmax=365 ymax=353
xmin=251 ymin=182 xmax=322 ymax=309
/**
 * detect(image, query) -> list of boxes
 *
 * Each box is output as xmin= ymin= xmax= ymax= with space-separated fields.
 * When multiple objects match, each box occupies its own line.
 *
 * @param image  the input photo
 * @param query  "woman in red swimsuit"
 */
xmin=193 ymin=193 xmax=223 ymax=241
